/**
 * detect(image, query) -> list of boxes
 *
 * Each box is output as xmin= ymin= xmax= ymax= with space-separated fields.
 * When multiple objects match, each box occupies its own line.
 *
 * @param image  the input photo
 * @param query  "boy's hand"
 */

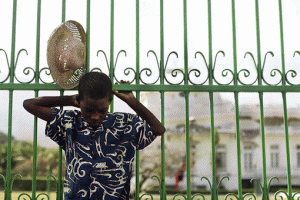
xmin=23 ymin=95 xmax=80 ymax=122
xmin=71 ymin=94 xmax=80 ymax=108
xmin=113 ymin=80 xmax=165 ymax=136
xmin=113 ymin=80 xmax=135 ymax=102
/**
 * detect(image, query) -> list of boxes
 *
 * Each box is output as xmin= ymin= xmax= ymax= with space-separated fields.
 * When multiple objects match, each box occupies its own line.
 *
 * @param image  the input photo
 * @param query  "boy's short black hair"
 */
xmin=78 ymin=72 xmax=113 ymax=102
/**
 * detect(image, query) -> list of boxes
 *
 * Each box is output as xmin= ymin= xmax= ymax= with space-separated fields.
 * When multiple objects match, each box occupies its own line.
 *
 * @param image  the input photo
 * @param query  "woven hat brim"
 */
xmin=47 ymin=20 xmax=86 ymax=89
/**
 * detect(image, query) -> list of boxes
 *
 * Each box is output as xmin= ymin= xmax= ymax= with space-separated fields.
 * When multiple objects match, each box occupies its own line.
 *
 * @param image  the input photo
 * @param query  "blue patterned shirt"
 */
xmin=46 ymin=108 xmax=156 ymax=200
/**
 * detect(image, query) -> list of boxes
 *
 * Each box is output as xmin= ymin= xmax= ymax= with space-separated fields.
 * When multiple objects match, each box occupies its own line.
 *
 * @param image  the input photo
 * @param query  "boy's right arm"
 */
xmin=23 ymin=95 xmax=79 ymax=122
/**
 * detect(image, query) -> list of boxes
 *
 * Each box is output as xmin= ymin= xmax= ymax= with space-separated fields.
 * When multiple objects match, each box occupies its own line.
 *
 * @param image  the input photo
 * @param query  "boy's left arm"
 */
xmin=113 ymin=90 xmax=166 ymax=136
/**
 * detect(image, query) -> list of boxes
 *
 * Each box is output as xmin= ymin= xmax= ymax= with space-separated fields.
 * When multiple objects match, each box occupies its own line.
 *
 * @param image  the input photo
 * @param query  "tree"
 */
xmin=213 ymin=128 xmax=222 ymax=184
xmin=39 ymin=147 xmax=66 ymax=177
xmin=0 ymin=142 xmax=19 ymax=174
xmin=0 ymin=137 xmax=66 ymax=178
xmin=0 ymin=131 xmax=15 ymax=145
xmin=11 ymin=146 xmax=66 ymax=177
xmin=12 ymin=157 xmax=49 ymax=177
xmin=132 ymin=140 xmax=185 ymax=194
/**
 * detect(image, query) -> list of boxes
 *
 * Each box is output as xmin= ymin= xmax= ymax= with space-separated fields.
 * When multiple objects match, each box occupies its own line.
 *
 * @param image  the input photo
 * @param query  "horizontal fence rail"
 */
xmin=0 ymin=0 xmax=300 ymax=200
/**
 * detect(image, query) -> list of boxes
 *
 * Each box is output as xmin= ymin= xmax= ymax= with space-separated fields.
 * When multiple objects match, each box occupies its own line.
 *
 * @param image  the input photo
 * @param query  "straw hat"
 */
xmin=47 ymin=20 xmax=86 ymax=89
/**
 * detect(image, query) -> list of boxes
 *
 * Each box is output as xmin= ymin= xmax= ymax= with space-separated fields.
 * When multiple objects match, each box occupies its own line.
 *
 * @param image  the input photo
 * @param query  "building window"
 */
xmin=270 ymin=144 xmax=279 ymax=168
xmin=216 ymin=144 xmax=226 ymax=171
xmin=297 ymin=145 xmax=300 ymax=168
xmin=244 ymin=145 xmax=254 ymax=170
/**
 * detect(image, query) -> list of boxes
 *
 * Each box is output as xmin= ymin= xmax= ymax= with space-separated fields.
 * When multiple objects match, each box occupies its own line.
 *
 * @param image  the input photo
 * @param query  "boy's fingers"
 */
xmin=114 ymin=81 xmax=131 ymax=93
xmin=116 ymin=80 xmax=129 ymax=84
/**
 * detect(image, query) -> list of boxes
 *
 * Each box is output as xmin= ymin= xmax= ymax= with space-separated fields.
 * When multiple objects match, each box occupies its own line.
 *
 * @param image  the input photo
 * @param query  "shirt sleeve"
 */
xmin=45 ymin=108 xmax=67 ymax=150
xmin=129 ymin=114 xmax=157 ymax=150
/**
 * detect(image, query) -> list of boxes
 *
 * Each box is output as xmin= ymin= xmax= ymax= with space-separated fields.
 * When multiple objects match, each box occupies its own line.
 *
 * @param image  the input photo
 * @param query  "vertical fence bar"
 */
xmin=86 ymin=0 xmax=90 ymax=72
xmin=183 ymin=0 xmax=188 ymax=86
xmin=135 ymin=0 xmax=142 ymax=199
xmin=159 ymin=0 xmax=166 ymax=198
xmin=254 ymin=1 xmax=269 ymax=199
xmin=31 ymin=0 xmax=42 ymax=199
xmin=47 ymin=165 xmax=51 ymax=196
xmin=35 ymin=0 xmax=41 ymax=85
xmin=109 ymin=0 xmax=115 ymax=112
xmin=278 ymin=1 xmax=292 ymax=199
xmin=58 ymin=92 xmax=64 ymax=200
xmin=207 ymin=0 xmax=217 ymax=199
xmin=278 ymin=0 xmax=286 ymax=85
xmin=254 ymin=1 xmax=262 ymax=83
xmin=9 ymin=0 xmax=17 ymax=85
xmin=6 ymin=93 xmax=13 ymax=200
xmin=159 ymin=0 xmax=164 ymax=82
xmin=258 ymin=93 xmax=267 ymax=200
xmin=185 ymin=92 xmax=191 ymax=199
xmin=35 ymin=0 xmax=41 ymax=84
xmin=136 ymin=0 xmax=140 ymax=85
xmin=183 ymin=0 xmax=191 ymax=199
xmin=281 ymin=94 xmax=291 ymax=198
xmin=5 ymin=0 xmax=17 ymax=199
xmin=159 ymin=0 xmax=164 ymax=83
xmin=32 ymin=93 xmax=38 ymax=200
xmin=160 ymin=93 xmax=165 ymax=200
xmin=109 ymin=0 xmax=114 ymax=80
xmin=209 ymin=91 xmax=217 ymax=200
xmin=159 ymin=1 xmax=166 ymax=199
xmin=61 ymin=0 xmax=66 ymax=22
xmin=231 ymin=0 xmax=243 ymax=199
xmin=57 ymin=1 xmax=66 ymax=199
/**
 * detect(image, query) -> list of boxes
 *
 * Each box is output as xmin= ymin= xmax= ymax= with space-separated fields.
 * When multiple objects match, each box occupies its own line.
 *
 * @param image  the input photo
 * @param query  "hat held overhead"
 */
xmin=47 ymin=20 xmax=86 ymax=89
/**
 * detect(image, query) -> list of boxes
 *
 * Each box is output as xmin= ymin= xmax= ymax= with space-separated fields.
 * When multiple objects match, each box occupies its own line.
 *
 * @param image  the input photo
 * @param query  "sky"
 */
xmin=1 ymin=0 xmax=300 ymax=147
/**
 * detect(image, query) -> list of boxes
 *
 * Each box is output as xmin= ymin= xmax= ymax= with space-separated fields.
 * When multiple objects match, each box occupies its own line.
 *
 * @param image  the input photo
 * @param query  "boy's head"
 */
xmin=78 ymin=72 xmax=113 ymax=128
xmin=78 ymin=72 xmax=113 ymax=102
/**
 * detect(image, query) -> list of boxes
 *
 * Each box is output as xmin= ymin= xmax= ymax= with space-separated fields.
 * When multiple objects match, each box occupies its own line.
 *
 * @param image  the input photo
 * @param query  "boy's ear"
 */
xmin=109 ymin=93 xmax=114 ymax=103
xmin=76 ymin=95 xmax=80 ymax=102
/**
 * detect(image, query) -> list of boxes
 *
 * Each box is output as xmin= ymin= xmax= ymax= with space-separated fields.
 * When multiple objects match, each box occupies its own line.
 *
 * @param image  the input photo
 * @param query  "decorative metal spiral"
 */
xmin=173 ymin=193 xmax=187 ymax=200
xmin=18 ymin=192 xmax=50 ymax=200
xmin=274 ymin=191 xmax=288 ymax=200
xmin=139 ymin=50 xmax=160 ymax=85
xmin=140 ymin=193 xmax=154 ymax=200
xmin=191 ymin=193 xmax=206 ymax=200
xmin=224 ymin=193 xmax=239 ymax=200
xmin=164 ymin=51 xmax=184 ymax=85
xmin=0 ymin=49 xmax=10 ymax=83
xmin=15 ymin=174 xmax=58 ymax=200
xmin=285 ymin=51 xmax=300 ymax=85
xmin=96 ymin=49 xmax=110 ymax=72
xmin=0 ymin=47 xmax=299 ymax=87
xmin=114 ymin=50 xmax=136 ymax=84
xmin=212 ymin=51 xmax=234 ymax=85
xmin=238 ymin=52 xmax=259 ymax=85
xmin=0 ymin=174 xmax=5 ymax=184
xmin=189 ymin=51 xmax=209 ymax=85
xmin=14 ymin=49 xmax=35 ymax=84
xmin=261 ymin=51 xmax=282 ymax=86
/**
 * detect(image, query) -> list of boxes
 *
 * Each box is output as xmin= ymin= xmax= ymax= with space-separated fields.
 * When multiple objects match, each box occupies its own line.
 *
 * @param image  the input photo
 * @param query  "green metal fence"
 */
xmin=1 ymin=0 xmax=300 ymax=199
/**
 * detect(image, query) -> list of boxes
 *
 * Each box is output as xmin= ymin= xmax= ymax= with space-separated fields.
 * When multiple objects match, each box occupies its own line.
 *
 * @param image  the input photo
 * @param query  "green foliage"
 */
xmin=0 ymin=131 xmax=17 ymax=173
xmin=0 ymin=131 xmax=15 ymax=145
xmin=0 ymin=141 xmax=18 ymax=174
xmin=13 ymin=140 xmax=45 ymax=160
xmin=0 ymin=139 xmax=65 ymax=178
xmin=38 ymin=147 xmax=66 ymax=176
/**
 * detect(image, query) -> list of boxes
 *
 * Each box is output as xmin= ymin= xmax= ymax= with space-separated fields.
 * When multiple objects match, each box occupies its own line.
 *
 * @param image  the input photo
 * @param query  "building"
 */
xmin=140 ymin=92 xmax=300 ymax=191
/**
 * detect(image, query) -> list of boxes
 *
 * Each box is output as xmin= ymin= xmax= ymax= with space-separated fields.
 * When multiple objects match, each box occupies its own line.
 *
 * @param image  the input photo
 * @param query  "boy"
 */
xmin=23 ymin=72 xmax=165 ymax=200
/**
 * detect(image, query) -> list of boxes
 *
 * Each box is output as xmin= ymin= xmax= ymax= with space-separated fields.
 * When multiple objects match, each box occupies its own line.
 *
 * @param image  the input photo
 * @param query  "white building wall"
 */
xmin=141 ymin=92 xmax=300 ymax=191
